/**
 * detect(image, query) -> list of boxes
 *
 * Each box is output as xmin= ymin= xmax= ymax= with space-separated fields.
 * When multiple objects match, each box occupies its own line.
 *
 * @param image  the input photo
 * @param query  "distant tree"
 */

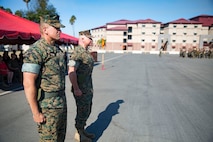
xmin=23 ymin=0 xmax=31 ymax=11
xmin=24 ymin=0 xmax=58 ymax=23
xmin=15 ymin=10 xmax=24 ymax=17
xmin=1 ymin=0 xmax=59 ymax=24
xmin=26 ymin=11 xmax=40 ymax=22
xmin=69 ymin=15 xmax=76 ymax=36
xmin=97 ymin=38 xmax=106 ymax=48
xmin=5 ymin=8 xmax=12 ymax=13
xmin=97 ymin=39 xmax=101 ymax=47
xmin=36 ymin=0 xmax=47 ymax=12
xmin=0 ymin=7 xmax=13 ymax=13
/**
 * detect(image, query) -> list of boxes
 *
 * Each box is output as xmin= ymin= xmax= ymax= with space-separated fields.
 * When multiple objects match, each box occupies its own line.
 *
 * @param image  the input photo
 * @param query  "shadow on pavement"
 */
xmin=0 ymin=83 xmax=23 ymax=93
xmin=86 ymin=99 xmax=124 ymax=142
xmin=94 ymin=61 xmax=101 ymax=66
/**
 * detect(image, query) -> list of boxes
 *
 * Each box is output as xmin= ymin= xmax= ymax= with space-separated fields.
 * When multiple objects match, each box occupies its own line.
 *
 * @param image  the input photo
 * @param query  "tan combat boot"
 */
xmin=74 ymin=129 xmax=92 ymax=142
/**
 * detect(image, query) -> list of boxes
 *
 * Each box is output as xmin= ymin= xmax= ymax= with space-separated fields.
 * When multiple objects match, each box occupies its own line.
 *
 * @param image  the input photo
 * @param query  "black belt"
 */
xmin=38 ymin=89 xmax=65 ymax=101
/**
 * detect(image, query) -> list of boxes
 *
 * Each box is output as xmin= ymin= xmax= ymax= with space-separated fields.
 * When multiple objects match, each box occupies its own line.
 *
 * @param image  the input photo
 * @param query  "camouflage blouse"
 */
xmin=22 ymin=38 xmax=66 ymax=92
xmin=68 ymin=46 xmax=94 ymax=94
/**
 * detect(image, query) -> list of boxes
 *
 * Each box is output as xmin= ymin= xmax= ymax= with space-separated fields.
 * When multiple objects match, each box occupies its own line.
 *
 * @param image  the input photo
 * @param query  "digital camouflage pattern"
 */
xmin=37 ymin=103 xmax=67 ymax=142
xmin=23 ymin=38 xmax=66 ymax=92
xmin=69 ymin=46 xmax=94 ymax=94
xmin=69 ymin=46 xmax=94 ymax=129
xmin=40 ymin=14 xmax=65 ymax=28
xmin=23 ymin=38 xmax=67 ymax=142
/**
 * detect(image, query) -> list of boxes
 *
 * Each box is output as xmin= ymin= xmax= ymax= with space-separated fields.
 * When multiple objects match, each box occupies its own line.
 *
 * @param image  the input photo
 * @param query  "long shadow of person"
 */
xmin=86 ymin=99 xmax=124 ymax=142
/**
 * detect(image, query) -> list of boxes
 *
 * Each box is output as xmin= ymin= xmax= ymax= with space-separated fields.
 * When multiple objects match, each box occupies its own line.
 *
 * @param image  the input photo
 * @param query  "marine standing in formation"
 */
xmin=68 ymin=30 xmax=95 ymax=142
xmin=22 ymin=14 xmax=67 ymax=142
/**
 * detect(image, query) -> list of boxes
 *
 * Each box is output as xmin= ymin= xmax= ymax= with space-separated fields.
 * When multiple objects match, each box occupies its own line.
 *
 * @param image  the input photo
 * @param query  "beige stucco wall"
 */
xmin=209 ymin=26 xmax=213 ymax=35
xmin=90 ymin=20 xmax=212 ymax=52
xmin=91 ymin=27 xmax=106 ymax=49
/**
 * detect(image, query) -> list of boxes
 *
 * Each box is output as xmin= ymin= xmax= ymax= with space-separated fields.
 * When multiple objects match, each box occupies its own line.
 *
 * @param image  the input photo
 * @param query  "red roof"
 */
xmin=189 ymin=15 xmax=213 ymax=27
xmin=106 ymin=18 xmax=162 ymax=25
xmin=0 ymin=9 xmax=78 ymax=45
xmin=60 ymin=33 xmax=78 ymax=45
xmin=107 ymin=19 xmax=135 ymax=25
xmin=134 ymin=19 xmax=161 ymax=24
xmin=166 ymin=18 xmax=202 ymax=25
xmin=107 ymin=26 xmax=128 ymax=31
xmin=91 ymin=25 xmax=107 ymax=30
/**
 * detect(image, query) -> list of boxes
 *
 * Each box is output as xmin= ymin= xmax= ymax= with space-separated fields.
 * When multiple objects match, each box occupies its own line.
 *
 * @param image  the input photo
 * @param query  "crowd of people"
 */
xmin=0 ymin=50 xmax=23 ymax=87
xmin=179 ymin=43 xmax=213 ymax=58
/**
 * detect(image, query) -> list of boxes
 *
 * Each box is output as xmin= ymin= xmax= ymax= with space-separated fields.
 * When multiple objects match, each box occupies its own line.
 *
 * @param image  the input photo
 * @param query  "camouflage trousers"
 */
xmin=73 ymin=92 xmax=93 ymax=129
xmin=37 ymin=107 xmax=67 ymax=142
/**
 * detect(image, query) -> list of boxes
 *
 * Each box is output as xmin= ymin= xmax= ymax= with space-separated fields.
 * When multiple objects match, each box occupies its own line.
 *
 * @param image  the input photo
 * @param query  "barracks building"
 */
xmin=88 ymin=15 xmax=213 ymax=54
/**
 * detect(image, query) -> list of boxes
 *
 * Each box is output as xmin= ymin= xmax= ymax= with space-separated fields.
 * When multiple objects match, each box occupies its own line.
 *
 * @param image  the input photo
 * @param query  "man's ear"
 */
xmin=43 ymin=26 xmax=48 ymax=35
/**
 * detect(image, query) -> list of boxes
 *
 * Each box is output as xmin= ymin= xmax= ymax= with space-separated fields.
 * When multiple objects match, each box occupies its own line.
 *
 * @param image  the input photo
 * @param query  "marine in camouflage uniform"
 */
xmin=22 ymin=15 xmax=67 ymax=142
xmin=68 ymin=30 xmax=95 ymax=142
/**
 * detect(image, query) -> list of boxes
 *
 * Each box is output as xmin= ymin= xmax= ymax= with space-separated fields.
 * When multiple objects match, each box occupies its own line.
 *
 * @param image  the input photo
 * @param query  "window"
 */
xmin=153 ymin=25 xmax=156 ymax=27
xmin=128 ymin=35 xmax=132 ymax=40
xmin=194 ymin=25 xmax=198 ymax=28
xmin=123 ymin=32 xmax=127 ymax=36
xmin=142 ymin=32 xmax=145 ymax=35
xmin=152 ymin=39 xmax=155 ymax=42
xmin=183 ymin=40 xmax=186 ymax=42
xmin=152 ymin=32 xmax=156 ymax=35
xmin=184 ymin=25 xmax=187 ymax=28
xmin=172 ymin=40 xmax=176 ymax=42
xmin=128 ymin=27 xmax=132 ymax=33
xmin=194 ymin=33 xmax=197 ymax=35
xmin=123 ymin=39 xmax=127 ymax=43
xmin=173 ymin=33 xmax=176 ymax=35
xmin=142 ymin=25 xmax=146 ymax=27
xmin=203 ymin=41 xmax=208 ymax=45
xmin=184 ymin=33 xmax=187 ymax=35
xmin=142 ymin=39 xmax=145 ymax=42
xmin=173 ymin=25 xmax=177 ymax=28
xmin=193 ymin=40 xmax=197 ymax=43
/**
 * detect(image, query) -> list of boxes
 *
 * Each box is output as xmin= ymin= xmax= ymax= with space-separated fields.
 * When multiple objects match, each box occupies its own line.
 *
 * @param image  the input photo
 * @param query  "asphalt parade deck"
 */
xmin=0 ymin=53 xmax=213 ymax=142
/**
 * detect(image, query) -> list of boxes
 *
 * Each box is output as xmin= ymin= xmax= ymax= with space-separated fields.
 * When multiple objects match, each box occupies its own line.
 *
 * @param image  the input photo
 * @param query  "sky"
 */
xmin=1 ymin=0 xmax=213 ymax=37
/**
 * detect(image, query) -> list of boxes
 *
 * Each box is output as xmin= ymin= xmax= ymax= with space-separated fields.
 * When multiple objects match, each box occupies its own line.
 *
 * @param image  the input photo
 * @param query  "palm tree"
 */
xmin=23 ymin=0 xmax=30 ymax=11
xmin=69 ymin=15 xmax=76 ymax=36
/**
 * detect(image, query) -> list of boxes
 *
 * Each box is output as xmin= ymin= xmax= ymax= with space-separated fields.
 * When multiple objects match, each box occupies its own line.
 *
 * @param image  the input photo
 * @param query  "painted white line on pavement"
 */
xmin=132 ymin=51 xmax=143 ymax=54
xmin=104 ymin=54 xmax=124 ymax=63
xmin=0 ymin=86 xmax=23 ymax=96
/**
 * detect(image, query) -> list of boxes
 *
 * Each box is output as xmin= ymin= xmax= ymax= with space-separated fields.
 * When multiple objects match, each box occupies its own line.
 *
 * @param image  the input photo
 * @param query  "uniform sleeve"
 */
xmin=68 ymin=49 xmax=81 ymax=68
xmin=21 ymin=47 xmax=42 ymax=74
xmin=67 ymin=60 xmax=80 ymax=68
xmin=22 ymin=63 xmax=41 ymax=74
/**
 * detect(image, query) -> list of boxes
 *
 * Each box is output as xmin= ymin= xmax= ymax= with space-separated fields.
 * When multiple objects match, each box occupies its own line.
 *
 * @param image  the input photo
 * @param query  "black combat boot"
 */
xmin=74 ymin=129 xmax=92 ymax=142
xmin=82 ymin=129 xmax=95 ymax=139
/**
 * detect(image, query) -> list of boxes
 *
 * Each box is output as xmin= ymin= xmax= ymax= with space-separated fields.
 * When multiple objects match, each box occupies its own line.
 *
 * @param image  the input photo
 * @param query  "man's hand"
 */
xmin=74 ymin=89 xmax=82 ymax=96
xmin=33 ymin=112 xmax=46 ymax=124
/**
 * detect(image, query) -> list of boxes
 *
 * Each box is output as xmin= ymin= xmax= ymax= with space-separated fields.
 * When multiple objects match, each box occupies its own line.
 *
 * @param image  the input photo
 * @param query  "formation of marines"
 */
xmin=179 ymin=42 xmax=213 ymax=58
